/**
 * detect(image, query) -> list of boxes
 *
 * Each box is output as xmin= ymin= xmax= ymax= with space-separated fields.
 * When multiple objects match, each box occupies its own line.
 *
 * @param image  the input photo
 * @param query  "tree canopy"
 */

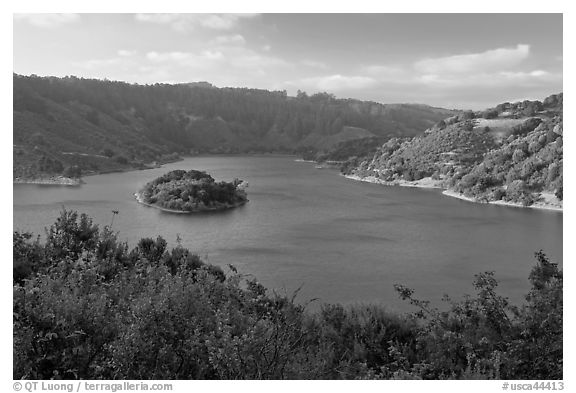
xmin=138 ymin=170 xmax=248 ymax=212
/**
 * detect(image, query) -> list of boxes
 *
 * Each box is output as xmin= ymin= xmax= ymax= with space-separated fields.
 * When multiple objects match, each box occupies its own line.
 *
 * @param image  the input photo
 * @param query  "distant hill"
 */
xmin=345 ymin=93 xmax=563 ymax=207
xmin=13 ymin=74 xmax=455 ymax=179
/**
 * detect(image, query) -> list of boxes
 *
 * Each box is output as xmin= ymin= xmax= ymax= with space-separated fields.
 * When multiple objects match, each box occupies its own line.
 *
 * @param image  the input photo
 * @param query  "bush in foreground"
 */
xmin=13 ymin=210 xmax=562 ymax=379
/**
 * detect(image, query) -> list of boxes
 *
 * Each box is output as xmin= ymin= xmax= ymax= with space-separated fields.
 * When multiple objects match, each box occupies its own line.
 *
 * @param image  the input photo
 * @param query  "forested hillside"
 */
xmin=345 ymin=94 xmax=563 ymax=207
xmin=13 ymin=74 xmax=455 ymax=179
xmin=14 ymin=210 xmax=562 ymax=379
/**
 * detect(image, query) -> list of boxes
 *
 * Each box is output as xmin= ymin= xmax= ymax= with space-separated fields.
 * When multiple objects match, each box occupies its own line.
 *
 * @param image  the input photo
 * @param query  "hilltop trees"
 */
xmin=13 ymin=74 xmax=449 ymax=154
xmin=14 ymin=74 xmax=455 ymax=179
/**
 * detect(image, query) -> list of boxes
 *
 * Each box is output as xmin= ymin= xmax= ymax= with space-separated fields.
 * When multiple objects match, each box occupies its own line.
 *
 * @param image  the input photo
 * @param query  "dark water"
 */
xmin=13 ymin=156 xmax=562 ymax=311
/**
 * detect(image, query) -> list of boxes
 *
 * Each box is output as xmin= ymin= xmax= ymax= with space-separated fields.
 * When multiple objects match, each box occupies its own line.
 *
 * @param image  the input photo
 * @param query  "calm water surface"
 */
xmin=13 ymin=156 xmax=563 ymax=311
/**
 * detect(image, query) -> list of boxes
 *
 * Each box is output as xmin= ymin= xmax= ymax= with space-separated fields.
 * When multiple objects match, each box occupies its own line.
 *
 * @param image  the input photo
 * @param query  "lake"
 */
xmin=13 ymin=155 xmax=563 ymax=311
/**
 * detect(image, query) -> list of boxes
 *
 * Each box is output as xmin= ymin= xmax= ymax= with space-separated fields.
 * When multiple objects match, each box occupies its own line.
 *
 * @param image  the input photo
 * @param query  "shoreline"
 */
xmin=345 ymin=173 xmax=562 ymax=212
xmin=82 ymin=156 xmax=185 ymax=177
xmin=441 ymin=190 xmax=562 ymax=212
xmin=343 ymin=174 xmax=444 ymax=189
xmin=134 ymin=191 xmax=248 ymax=214
xmin=13 ymin=176 xmax=84 ymax=186
xmin=13 ymin=156 xmax=185 ymax=186
xmin=15 ymin=154 xmax=299 ymax=185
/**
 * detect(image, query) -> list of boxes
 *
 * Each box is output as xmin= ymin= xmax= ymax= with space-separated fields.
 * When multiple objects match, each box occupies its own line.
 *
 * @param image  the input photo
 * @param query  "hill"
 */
xmin=344 ymin=93 xmax=563 ymax=208
xmin=13 ymin=74 xmax=455 ymax=179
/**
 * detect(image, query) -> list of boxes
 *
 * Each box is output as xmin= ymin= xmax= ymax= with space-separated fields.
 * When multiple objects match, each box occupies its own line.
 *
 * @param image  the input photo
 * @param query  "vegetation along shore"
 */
xmin=136 ymin=169 xmax=248 ymax=214
xmin=342 ymin=94 xmax=563 ymax=211
xmin=13 ymin=210 xmax=562 ymax=380
xmin=13 ymin=175 xmax=83 ymax=186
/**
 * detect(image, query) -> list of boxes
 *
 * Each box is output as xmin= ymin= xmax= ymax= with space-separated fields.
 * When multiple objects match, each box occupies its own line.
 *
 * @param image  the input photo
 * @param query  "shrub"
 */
xmin=63 ymin=165 xmax=82 ymax=178
xmin=13 ymin=211 xmax=563 ymax=380
xmin=555 ymin=186 xmax=563 ymax=201
xmin=491 ymin=188 xmax=506 ymax=201
xmin=511 ymin=118 xmax=542 ymax=136
xmin=114 ymin=155 xmax=129 ymax=165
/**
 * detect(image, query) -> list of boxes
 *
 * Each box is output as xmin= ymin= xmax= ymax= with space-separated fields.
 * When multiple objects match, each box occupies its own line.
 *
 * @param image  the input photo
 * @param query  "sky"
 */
xmin=13 ymin=13 xmax=563 ymax=109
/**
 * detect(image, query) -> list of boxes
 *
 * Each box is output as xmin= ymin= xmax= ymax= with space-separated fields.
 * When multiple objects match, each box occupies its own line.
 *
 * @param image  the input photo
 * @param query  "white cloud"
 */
xmin=200 ymin=50 xmax=226 ymax=61
xmin=295 ymin=74 xmax=378 ymax=91
xmin=416 ymin=69 xmax=560 ymax=89
xmin=512 ymin=70 xmax=548 ymax=78
xmin=14 ymin=13 xmax=80 ymax=28
xmin=72 ymin=57 xmax=133 ymax=70
xmin=134 ymin=13 xmax=260 ymax=32
xmin=135 ymin=46 xmax=290 ymax=87
xmin=231 ymin=51 xmax=288 ymax=68
xmin=300 ymin=60 xmax=329 ymax=70
xmin=211 ymin=34 xmax=246 ymax=46
xmin=145 ymin=46 xmax=288 ymax=69
xmin=117 ymin=49 xmax=137 ymax=57
xmin=361 ymin=64 xmax=404 ymax=76
xmin=359 ymin=65 xmax=409 ymax=84
xmin=146 ymin=51 xmax=195 ymax=62
xmin=414 ymin=44 xmax=530 ymax=75
xmin=201 ymin=14 xmax=258 ymax=30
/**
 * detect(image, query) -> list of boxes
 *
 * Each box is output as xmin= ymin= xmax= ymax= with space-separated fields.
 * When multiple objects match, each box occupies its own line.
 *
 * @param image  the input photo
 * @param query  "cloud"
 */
xmin=72 ymin=57 xmax=133 ymax=70
xmin=299 ymin=60 xmax=329 ymax=70
xmin=416 ymin=69 xmax=561 ymax=89
xmin=414 ymin=44 xmax=530 ymax=74
xmin=139 ymin=48 xmax=288 ymax=87
xmin=145 ymin=46 xmax=288 ymax=69
xmin=359 ymin=65 xmax=408 ymax=83
xmin=211 ymin=34 xmax=246 ymax=46
xmin=293 ymin=74 xmax=378 ymax=91
xmin=342 ymin=45 xmax=550 ymax=100
xmin=501 ymin=70 xmax=550 ymax=78
xmin=361 ymin=65 xmax=404 ymax=75
xmin=134 ymin=13 xmax=259 ymax=32
xmin=146 ymin=51 xmax=197 ymax=62
xmin=117 ymin=49 xmax=137 ymax=57
xmin=14 ymin=13 xmax=80 ymax=28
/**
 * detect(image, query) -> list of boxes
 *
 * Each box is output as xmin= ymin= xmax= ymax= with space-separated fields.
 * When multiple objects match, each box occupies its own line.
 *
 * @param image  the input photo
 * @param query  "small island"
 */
xmin=135 ymin=169 xmax=248 ymax=213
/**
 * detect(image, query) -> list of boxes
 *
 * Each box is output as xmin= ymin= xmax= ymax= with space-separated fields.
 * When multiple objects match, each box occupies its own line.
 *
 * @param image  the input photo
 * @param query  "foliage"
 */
xmin=389 ymin=249 xmax=562 ymax=379
xmin=450 ymin=116 xmax=562 ymax=205
xmin=139 ymin=170 xmax=248 ymax=212
xmin=511 ymin=118 xmax=542 ymax=136
xmin=345 ymin=120 xmax=496 ymax=181
xmin=345 ymin=94 xmax=562 ymax=207
xmin=13 ymin=210 xmax=562 ymax=380
xmin=317 ymin=137 xmax=383 ymax=163
xmin=62 ymin=165 xmax=82 ymax=178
